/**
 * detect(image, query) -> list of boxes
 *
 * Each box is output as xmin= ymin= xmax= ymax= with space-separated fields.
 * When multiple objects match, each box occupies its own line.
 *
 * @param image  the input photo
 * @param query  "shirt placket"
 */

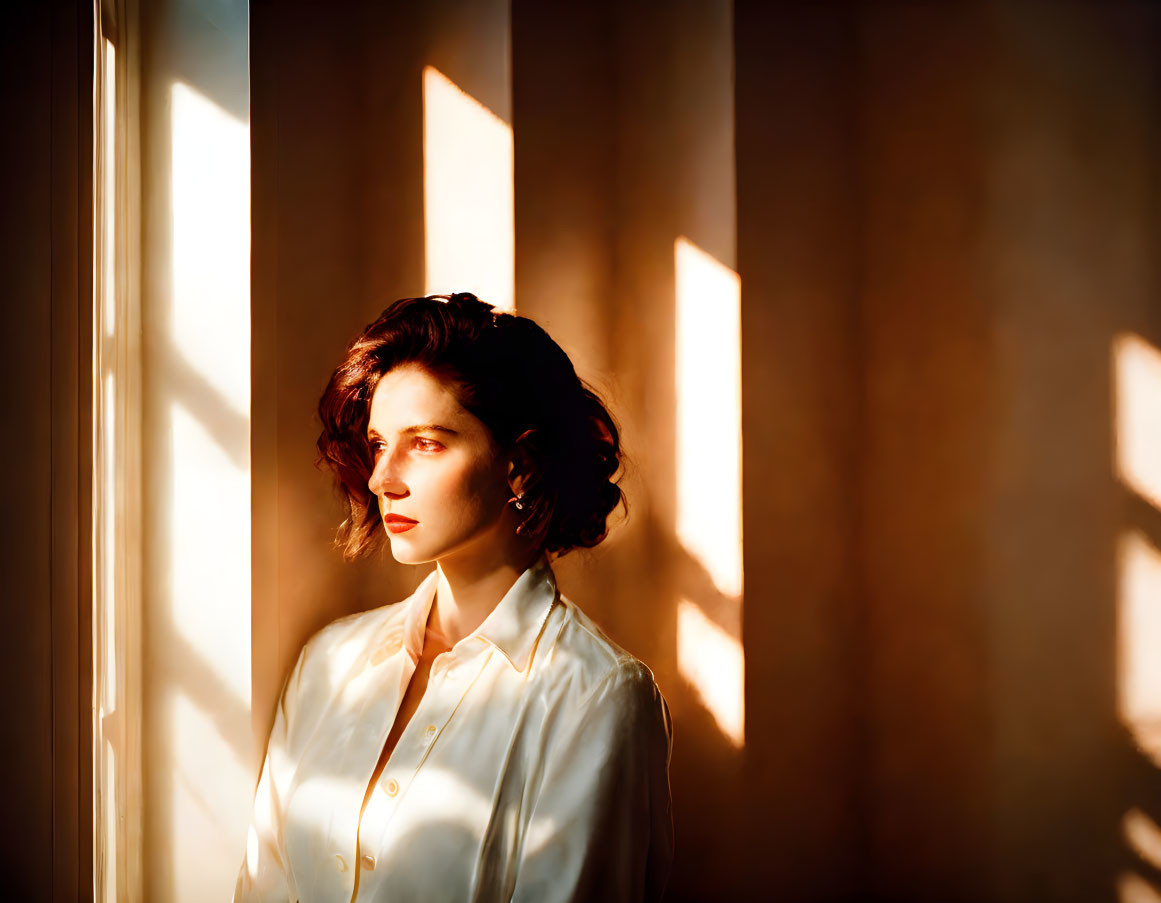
xmin=351 ymin=645 xmax=494 ymax=897
xmin=315 ymin=645 xmax=410 ymax=891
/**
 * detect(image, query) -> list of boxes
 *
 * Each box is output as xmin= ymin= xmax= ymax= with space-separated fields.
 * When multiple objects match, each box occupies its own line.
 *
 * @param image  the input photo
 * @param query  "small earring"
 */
xmin=509 ymin=493 xmax=524 ymax=511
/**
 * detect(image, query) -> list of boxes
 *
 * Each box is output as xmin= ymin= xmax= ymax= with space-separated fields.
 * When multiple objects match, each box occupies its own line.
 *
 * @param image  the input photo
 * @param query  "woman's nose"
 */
xmin=368 ymin=450 xmax=408 ymax=498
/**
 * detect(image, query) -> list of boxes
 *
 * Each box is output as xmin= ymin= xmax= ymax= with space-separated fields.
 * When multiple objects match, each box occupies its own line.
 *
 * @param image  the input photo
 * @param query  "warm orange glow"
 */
xmin=422 ymin=66 xmax=514 ymax=310
xmin=673 ymin=237 xmax=744 ymax=747
xmin=1125 ymin=807 xmax=1161 ymax=871
xmin=1115 ymin=333 xmax=1161 ymax=511
xmin=1114 ymin=331 xmax=1161 ymax=897
xmin=1118 ymin=529 xmax=1161 ymax=766
xmin=1118 ymin=872 xmax=1161 ymax=903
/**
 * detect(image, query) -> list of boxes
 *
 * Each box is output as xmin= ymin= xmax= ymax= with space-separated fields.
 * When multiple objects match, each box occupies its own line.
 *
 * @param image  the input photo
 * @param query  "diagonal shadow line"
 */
xmin=1128 ymin=838 xmax=1161 ymax=889
xmin=166 ymin=0 xmax=250 ymax=123
xmin=1123 ymin=716 xmax=1161 ymax=826
xmin=658 ymin=525 xmax=741 ymax=643
xmin=629 ymin=506 xmax=742 ymax=757
xmin=1126 ymin=489 xmax=1161 ymax=554
xmin=158 ymin=334 xmax=250 ymax=472
xmin=152 ymin=614 xmax=252 ymax=772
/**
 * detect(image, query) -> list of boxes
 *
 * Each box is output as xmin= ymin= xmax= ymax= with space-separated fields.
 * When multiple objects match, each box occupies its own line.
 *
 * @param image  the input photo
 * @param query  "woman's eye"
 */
xmin=368 ymin=437 xmax=442 ymax=457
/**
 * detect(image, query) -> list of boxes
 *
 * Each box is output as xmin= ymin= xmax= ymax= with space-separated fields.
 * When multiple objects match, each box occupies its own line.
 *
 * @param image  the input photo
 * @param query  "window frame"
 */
xmin=92 ymin=0 xmax=143 ymax=900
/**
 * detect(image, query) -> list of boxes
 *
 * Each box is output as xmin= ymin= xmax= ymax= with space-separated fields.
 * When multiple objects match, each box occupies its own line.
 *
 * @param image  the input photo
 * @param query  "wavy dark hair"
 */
xmin=316 ymin=293 xmax=626 ymax=562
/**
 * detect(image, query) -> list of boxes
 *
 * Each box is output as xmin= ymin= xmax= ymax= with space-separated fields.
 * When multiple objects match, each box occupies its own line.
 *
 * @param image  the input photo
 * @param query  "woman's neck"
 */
xmin=432 ymin=533 xmax=540 ymax=647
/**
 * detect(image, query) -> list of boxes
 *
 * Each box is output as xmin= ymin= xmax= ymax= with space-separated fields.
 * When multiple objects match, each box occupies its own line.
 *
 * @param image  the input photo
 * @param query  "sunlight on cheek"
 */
xmin=369 ymin=367 xmax=511 ymax=558
xmin=387 ymin=453 xmax=507 ymax=558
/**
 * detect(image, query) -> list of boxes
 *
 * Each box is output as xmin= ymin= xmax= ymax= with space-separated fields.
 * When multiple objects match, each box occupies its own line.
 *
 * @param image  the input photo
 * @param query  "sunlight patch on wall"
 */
xmin=169 ymin=691 xmax=251 ymax=898
xmin=674 ymin=237 xmax=742 ymax=597
xmin=1114 ymin=333 xmax=1161 ymax=511
xmin=674 ymin=237 xmax=743 ymax=747
xmin=1114 ymin=331 xmax=1161 ymax=772
xmin=678 ymin=599 xmax=744 ymax=746
xmin=169 ymin=80 xmax=251 ymax=704
xmin=171 ymin=83 xmax=252 ymax=415
xmin=1118 ymin=529 xmax=1161 ymax=766
xmin=423 ymin=66 xmax=514 ymax=311
xmin=167 ymin=402 xmax=251 ymax=706
xmin=1124 ymin=807 xmax=1161 ymax=873
xmin=164 ymin=80 xmax=252 ymax=900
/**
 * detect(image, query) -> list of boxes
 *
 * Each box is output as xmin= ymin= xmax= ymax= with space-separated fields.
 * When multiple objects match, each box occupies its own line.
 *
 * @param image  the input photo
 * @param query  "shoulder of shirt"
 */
xmin=541 ymin=594 xmax=662 ymax=706
xmin=294 ymin=595 xmax=411 ymax=668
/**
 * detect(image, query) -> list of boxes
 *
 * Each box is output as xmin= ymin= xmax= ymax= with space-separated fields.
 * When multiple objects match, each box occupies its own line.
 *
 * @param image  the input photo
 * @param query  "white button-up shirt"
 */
xmin=234 ymin=555 xmax=674 ymax=902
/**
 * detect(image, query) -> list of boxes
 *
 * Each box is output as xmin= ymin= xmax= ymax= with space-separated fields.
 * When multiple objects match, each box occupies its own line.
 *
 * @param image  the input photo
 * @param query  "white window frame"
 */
xmin=93 ymin=1 xmax=143 ymax=900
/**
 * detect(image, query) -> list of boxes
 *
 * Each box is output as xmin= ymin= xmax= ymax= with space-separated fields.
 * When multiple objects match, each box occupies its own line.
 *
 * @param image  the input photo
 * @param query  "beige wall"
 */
xmin=514 ymin=2 xmax=744 ymax=899
xmin=980 ymin=5 xmax=1161 ymax=900
xmin=735 ymin=5 xmax=866 ymax=900
xmin=737 ymin=2 xmax=1161 ymax=902
xmin=245 ymin=1 xmax=1161 ymax=902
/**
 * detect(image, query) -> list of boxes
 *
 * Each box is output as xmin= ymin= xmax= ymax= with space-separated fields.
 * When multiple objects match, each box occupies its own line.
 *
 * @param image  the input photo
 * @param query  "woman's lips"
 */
xmin=385 ymin=515 xmax=418 ymax=535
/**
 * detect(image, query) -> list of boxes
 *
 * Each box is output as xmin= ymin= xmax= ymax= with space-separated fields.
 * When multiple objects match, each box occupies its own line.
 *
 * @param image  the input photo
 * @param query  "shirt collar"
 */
xmin=400 ymin=553 xmax=558 ymax=672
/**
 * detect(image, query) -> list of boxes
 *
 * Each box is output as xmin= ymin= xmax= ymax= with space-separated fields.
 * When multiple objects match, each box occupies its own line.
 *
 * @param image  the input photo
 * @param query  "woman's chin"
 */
xmin=387 ymin=534 xmax=436 ymax=566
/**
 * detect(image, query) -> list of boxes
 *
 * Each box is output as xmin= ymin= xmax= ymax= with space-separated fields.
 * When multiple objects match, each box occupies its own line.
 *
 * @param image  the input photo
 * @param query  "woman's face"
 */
xmin=365 ymin=363 xmax=512 ymax=566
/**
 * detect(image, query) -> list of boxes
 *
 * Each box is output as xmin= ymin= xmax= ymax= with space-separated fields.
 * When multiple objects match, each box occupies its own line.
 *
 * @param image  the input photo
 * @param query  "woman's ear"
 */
xmin=506 ymin=429 xmax=539 ymax=496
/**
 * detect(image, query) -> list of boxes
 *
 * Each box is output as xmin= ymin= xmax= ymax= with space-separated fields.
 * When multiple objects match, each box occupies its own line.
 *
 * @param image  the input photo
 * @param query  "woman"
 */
xmin=234 ymin=293 xmax=674 ymax=902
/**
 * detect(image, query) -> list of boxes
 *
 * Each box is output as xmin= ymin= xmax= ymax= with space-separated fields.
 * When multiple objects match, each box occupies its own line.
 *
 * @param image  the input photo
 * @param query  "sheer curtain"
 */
xmin=93 ymin=0 xmax=143 ymax=900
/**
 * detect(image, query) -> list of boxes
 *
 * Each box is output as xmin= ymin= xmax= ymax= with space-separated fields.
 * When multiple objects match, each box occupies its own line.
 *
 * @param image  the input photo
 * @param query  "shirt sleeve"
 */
xmin=232 ymin=640 xmax=312 ymax=903
xmin=511 ymin=659 xmax=675 ymax=903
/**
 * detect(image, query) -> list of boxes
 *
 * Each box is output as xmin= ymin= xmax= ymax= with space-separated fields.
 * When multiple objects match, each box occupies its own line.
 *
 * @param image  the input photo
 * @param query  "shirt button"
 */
xmin=383 ymin=778 xmax=399 ymax=796
xmin=362 ymin=853 xmax=377 ymax=871
xmin=424 ymin=724 xmax=436 ymax=738
xmin=334 ymin=853 xmax=348 ymax=872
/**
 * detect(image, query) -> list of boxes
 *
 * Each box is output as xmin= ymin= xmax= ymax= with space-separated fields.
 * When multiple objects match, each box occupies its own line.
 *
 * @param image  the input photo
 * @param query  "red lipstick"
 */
xmin=385 ymin=514 xmax=418 ymax=534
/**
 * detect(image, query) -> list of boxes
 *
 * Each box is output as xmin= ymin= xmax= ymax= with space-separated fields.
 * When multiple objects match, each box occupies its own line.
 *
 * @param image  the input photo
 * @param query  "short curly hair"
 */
xmin=316 ymin=293 xmax=626 ymax=562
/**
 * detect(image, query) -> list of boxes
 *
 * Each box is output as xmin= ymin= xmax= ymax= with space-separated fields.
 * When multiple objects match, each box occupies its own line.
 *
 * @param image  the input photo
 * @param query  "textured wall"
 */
xmin=248 ymin=2 xmax=1161 ymax=901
